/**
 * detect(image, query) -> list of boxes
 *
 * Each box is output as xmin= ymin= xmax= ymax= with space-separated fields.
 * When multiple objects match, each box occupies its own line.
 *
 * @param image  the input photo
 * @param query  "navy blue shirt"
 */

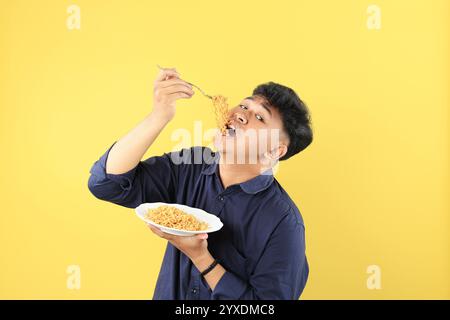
xmin=88 ymin=143 xmax=309 ymax=300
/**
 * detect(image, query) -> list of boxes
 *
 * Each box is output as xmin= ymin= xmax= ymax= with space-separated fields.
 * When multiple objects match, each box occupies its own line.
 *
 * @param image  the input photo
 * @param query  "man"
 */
xmin=88 ymin=67 xmax=313 ymax=299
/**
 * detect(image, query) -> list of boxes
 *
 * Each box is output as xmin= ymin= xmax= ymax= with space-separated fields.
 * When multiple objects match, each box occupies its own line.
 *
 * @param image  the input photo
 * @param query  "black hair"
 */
xmin=253 ymin=82 xmax=313 ymax=160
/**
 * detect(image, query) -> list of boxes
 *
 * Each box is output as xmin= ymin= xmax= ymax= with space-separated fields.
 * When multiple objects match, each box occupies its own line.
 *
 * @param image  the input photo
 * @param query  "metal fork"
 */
xmin=157 ymin=65 xmax=212 ymax=99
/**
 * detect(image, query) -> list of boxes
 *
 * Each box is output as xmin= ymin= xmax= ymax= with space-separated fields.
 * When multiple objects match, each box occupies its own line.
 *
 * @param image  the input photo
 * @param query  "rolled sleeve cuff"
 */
xmin=89 ymin=142 xmax=138 ymax=191
xmin=211 ymin=271 xmax=248 ymax=300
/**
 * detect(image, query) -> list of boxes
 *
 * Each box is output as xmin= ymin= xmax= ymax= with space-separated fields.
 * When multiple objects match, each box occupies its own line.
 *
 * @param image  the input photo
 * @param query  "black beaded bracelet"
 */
xmin=200 ymin=259 xmax=219 ymax=277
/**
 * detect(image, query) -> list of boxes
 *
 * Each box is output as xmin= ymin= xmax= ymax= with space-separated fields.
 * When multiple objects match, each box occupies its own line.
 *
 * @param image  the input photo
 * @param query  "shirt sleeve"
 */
xmin=87 ymin=142 xmax=181 ymax=208
xmin=211 ymin=210 xmax=309 ymax=300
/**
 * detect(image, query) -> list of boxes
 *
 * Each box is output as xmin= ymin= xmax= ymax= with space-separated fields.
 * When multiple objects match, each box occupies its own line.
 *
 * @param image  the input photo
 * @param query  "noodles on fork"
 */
xmin=211 ymin=95 xmax=230 ymax=134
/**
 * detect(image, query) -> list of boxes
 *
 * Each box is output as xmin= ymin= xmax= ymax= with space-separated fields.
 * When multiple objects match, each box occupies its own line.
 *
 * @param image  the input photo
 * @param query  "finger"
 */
xmin=157 ymin=65 xmax=177 ymax=73
xmin=155 ymin=68 xmax=179 ymax=82
xmin=196 ymin=233 xmax=208 ymax=240
xmin=147 ymin=224 xmax=159 ymax=232
xmin=161 ymin=232 xmax=174 ymax=241
xmin=162 ymin=84 xmax=194 ymax=96
xmin=167 ymin=92 xmax=194 ymax=101
xmin=157 ymin=78 xmax=192 ymax=90
xmin=148 ymin=224 xmax=177 ymax=241
xmin=147 ymin=224 xmax=167 ymax=238
xmin=150 ymin=230 xmax=164 ymax=239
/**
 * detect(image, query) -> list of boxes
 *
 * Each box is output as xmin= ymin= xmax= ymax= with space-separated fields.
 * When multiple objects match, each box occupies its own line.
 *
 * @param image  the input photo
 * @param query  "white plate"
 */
xmin=135 ymin=202 xmax=223 ymax=236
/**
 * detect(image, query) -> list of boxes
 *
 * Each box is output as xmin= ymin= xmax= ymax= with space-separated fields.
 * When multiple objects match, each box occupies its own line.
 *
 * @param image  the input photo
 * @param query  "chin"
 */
xmin=213 ymin=130 xmax=265 ymax=165
xmin=213 ymin=141 xmax=258 ymax=166
xmin=213 ymin=131 xmax=234 ymax=153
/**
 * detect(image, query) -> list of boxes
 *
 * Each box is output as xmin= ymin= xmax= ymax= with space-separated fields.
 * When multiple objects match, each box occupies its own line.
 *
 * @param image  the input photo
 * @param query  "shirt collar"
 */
xmin=201 ymin=153 xmax=274 ymax=194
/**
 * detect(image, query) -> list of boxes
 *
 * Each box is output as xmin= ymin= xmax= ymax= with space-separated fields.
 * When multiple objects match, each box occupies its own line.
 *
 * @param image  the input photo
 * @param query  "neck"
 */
xmin=218 ymin=160 xmax=270 ymax=190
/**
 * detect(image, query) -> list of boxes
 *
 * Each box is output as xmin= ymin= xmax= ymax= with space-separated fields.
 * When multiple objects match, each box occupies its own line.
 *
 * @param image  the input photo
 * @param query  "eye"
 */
xmin=239 ymin=104 xmax=248 ymax=110
xmin=255 ymin=114 xmax=264 ymax=122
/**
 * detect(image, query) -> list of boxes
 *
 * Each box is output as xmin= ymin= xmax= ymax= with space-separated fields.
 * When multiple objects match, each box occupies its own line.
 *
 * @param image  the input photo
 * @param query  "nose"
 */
xmin=235 ymin=112 xmax=248 ymax=125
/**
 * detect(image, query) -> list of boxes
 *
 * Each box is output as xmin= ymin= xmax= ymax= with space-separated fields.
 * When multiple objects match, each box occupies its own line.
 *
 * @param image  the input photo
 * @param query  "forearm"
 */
xmin=105 ymin=66 xmax=193 ymax=175
xmin=106 ymin=111 xmax=170 ymax=174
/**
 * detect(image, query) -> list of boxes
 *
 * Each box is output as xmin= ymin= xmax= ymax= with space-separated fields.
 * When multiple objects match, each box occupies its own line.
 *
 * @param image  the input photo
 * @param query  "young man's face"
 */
xmin=214 ymin=95 xmax=288 ymax=165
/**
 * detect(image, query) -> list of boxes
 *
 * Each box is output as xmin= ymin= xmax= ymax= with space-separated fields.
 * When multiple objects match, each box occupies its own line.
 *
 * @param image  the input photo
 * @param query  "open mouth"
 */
xmin=224 ymin=122 xmax=236 ymax=137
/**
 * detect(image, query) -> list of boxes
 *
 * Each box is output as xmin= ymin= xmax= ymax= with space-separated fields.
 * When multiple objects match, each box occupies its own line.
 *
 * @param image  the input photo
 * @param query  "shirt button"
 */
xmin=192 ymin=288 xmax=197 ymax=294
xmin=219 ymin=196 xmax=224 ymax=201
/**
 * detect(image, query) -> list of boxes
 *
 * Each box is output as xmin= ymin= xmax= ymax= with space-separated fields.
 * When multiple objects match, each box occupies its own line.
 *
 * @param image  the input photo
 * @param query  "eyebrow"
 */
xmin=244 ymin=96 xmax=272 ymax=117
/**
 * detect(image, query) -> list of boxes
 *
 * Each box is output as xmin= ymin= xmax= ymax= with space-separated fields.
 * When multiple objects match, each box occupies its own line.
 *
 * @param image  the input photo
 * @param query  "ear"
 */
xmin=265 ymin=144 xmax=288 ymax=162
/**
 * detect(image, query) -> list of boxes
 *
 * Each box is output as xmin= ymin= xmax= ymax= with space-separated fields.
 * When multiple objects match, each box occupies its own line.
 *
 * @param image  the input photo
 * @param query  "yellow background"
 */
xmin=0 ymin=0 xmax=448 ymax=299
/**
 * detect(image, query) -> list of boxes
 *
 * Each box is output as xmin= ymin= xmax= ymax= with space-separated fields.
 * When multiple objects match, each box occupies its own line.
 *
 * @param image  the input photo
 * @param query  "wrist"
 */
xmin=149 ymin=109 xmax=173 ymax=124
xmin=191 ymin=251 xmax=214 ymax=271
